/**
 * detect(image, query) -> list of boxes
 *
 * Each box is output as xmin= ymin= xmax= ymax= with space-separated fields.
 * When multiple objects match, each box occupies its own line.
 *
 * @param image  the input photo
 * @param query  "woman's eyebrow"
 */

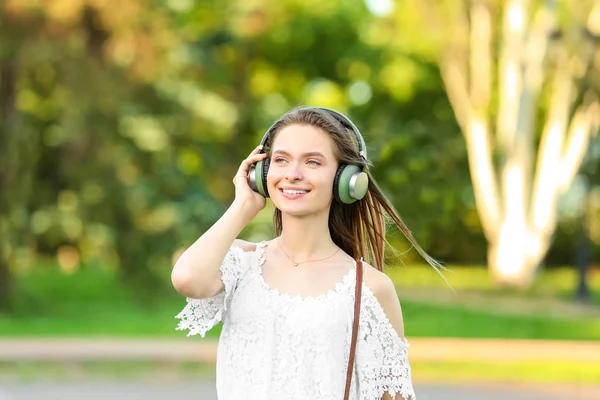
xmin=273 ymin=150 xmax=327 ymax=158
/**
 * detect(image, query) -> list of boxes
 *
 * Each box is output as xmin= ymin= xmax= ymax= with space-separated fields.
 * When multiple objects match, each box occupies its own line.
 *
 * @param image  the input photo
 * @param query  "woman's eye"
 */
xmin=274 ymin=157 xmax=287 ymax=164
xmin=307 ymin=160 xmax=321 ymax=166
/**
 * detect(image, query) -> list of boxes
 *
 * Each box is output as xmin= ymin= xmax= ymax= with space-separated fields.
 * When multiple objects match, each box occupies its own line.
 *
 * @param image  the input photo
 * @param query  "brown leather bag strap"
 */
xmin=344 ymin=259 xmax=363 ymax=400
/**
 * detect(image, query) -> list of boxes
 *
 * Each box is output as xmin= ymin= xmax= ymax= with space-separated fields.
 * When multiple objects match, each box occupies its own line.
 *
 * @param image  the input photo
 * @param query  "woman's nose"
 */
xmin=284 ymin=163 xmax=303 ymax=181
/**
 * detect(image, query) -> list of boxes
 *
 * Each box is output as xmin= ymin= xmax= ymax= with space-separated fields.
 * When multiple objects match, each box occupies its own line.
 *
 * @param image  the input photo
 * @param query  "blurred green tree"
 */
xmin=0 ymin=0 xmax=472 ymax=312
xmin=3 ymin=0 xmax=597 ymax=313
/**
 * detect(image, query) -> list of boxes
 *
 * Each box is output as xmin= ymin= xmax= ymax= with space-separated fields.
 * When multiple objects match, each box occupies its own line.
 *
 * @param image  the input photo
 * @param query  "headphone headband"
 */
xmin=313 ymin=107 xmax=368 ymax=162
xmin=257 ymin=106 xmax=368 ymax=164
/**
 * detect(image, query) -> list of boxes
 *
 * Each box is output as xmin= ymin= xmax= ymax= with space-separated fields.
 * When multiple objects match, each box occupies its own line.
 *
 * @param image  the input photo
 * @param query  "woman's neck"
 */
xmin=277 ymin=212 xmax=337 ymax=261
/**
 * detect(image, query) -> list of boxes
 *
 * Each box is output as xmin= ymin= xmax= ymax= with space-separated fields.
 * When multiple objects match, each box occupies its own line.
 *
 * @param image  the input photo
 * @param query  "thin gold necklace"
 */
xmin=276 ymin=239 xmax=340 ymax=267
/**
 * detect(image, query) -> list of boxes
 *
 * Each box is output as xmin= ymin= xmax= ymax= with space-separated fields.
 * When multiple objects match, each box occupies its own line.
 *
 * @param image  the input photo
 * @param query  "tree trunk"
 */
xmin=487 ymin=230 xmax=546 ymax=289
xmin=434 ymin=0 xmax=600 ymax=288
xmin=0 ymin=213 xmax=13 ymax=312
xmin=0 ymin=55 xmax=17 ymax=313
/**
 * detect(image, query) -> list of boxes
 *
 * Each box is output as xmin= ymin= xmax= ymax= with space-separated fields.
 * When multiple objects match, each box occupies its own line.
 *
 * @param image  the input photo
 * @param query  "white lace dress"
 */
xmin=175 ymin=242 xmax=416 ymax=400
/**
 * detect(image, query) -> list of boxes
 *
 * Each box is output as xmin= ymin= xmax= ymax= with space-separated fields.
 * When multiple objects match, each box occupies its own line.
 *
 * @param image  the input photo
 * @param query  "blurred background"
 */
xmin=1 ymin=0 xmax=599 ymax=399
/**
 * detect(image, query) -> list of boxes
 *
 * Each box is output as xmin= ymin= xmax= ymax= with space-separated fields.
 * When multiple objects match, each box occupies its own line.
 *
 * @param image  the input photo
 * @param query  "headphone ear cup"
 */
xmin=334 ymin=164 xmax=368 ymax=204
xmin=332 ymin=165 xmax=346 ymax=203
xmin=350 ymin=170 xmax=369 ymax=201
xmin=261 ymin=157 xmax=270 ymax=198
xmin=251 ymin=159 xmax=269 ymax=197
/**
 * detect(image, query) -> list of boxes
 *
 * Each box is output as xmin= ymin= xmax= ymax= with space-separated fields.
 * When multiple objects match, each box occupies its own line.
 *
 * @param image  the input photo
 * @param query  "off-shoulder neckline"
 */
xmin=253 ymin=240 xmax=359 ymax=303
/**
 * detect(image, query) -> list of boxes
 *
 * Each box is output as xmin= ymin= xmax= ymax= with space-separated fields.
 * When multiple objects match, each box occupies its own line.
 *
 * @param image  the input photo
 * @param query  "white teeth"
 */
xmin=283 ymin=189 xmax=308 ymax=195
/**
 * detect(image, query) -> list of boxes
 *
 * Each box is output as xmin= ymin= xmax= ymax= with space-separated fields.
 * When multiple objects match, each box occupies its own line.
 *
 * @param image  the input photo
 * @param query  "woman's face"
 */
xmin=267 ymin=124 xmax=339 ymax=218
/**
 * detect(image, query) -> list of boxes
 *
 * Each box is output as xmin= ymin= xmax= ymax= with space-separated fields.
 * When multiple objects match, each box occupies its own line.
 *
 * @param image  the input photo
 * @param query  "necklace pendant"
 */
xmin=294 ymin=262 xmax=298 ymax=267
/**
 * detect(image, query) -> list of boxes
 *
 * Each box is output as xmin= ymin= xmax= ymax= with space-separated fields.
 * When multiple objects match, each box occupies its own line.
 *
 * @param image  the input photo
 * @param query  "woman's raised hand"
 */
xmin=232 ymin=146 xmax=268 ymax=219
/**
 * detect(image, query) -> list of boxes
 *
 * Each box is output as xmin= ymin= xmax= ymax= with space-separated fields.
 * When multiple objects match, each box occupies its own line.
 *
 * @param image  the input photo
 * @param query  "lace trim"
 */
xmin=357 ymin=285 xmax=415 ymax=399
xmin=360 ymin=376 xmax=416 ymax=400
xmin=362 ymin=285 xmax=410 ymax=349
xmin=255 ymin=241 xmax=357 ymax=303
xmin=175 ymin=246 xmax=245 ymax=337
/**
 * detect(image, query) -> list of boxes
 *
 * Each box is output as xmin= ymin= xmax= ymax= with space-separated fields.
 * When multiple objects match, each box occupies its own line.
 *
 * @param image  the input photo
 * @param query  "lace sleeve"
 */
xmin=175 ymin=245 xmax=247 ymax=337
xmin=356 ymin=287 xmax=416 ymax=400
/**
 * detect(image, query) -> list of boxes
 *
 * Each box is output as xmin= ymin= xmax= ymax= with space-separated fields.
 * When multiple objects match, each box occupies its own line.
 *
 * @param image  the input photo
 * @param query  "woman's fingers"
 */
xmin=239 ymin=152 xmax=267 ymax=173
xmin=234 ymin=150 xmax=267 ymax=182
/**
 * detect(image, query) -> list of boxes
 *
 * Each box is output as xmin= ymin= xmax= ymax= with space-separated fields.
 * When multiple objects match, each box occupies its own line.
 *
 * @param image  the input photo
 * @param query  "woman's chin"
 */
xmin=276 ymin=204 xmax=330 ymax=219
xmin=271 ymin=192 xmax=332 ymax=218
xmin=276 ymin=206 xmax=311 ymax=217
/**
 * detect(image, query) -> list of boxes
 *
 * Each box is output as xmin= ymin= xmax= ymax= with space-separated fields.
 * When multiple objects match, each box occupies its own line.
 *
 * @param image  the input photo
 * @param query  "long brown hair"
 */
xmin=267 ymin=107 xmax=444 ymax=273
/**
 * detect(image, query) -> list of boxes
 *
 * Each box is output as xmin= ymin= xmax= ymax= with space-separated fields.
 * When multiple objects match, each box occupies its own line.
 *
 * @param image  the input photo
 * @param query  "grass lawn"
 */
xmin=411 ymin=359 xmax=600 ymax=386
xmin=0 ymin=263 xmax=599 ymax=340
xmin=1 ymin=263 xmax=599 ymax=386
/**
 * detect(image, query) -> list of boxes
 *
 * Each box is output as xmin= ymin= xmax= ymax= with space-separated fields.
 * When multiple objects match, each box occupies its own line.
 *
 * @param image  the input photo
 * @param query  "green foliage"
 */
xmin=0 ymin=0 xmax=598 ymax=312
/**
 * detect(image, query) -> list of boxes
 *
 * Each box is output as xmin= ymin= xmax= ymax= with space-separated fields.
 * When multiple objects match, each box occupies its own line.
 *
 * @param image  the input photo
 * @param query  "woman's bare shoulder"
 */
xmin=361 ymin=261 xmax=406 ymax=338
xmin=232 ymin=239 xmax=259 ymax=252
xmin=361 ymin=261 xmax=393 ymax=293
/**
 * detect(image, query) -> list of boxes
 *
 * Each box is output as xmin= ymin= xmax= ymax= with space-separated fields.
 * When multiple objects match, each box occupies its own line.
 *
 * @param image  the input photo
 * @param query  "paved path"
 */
xmin=1 ymin=337 xmax=599 ymax=362
xmin=0 ymin=379 xmax=597 ymax=400
xmin=1 ymin=337 xmax=599 ymax=399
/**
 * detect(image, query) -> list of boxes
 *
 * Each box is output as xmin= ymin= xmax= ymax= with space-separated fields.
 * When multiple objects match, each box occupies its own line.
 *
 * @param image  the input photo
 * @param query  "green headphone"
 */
xmin=248 ymin=106 xmax=370 ymax=204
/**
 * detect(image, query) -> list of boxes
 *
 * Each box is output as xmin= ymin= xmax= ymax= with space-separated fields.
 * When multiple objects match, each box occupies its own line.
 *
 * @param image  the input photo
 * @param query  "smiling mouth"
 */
xmin=280 ymin=188 xmax=310 ymax=195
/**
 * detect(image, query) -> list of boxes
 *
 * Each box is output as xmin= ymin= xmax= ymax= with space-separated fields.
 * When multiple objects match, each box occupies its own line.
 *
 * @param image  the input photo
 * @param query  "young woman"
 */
xmin=172 ymin=106 xmax=441 ymax=399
